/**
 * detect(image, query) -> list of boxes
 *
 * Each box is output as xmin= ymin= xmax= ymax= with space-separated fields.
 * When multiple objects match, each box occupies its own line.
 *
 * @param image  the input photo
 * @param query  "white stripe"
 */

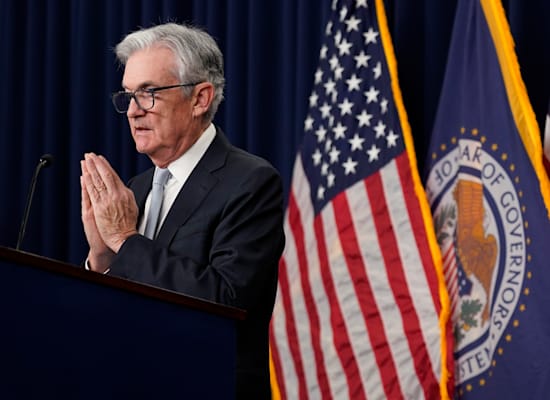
xmin=293 ymin=157 xmax=345 ymax=398
xmin=279 ymin=159 xmax=319 ymax=397
xmin=288 ymin=157 xmax=324 ymax=398
xmin=348 ymin=173 xmax=421 ymax=399
xmin=380 ymin=160 xmax=441 ymax=392
xmin=321 ymin=180 xmax=386 ymax=399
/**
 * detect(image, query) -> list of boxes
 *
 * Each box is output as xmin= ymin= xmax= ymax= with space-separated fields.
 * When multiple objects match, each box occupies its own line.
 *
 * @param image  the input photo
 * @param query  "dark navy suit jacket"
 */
xmin=108 ymin=128 xmax=285 ymax=399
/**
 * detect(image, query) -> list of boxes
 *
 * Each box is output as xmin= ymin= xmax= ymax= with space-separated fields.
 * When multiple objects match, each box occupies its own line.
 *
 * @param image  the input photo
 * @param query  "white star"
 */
xmin=373 ymin=62 xmax=382 ymax=79
xmin=333 ymin=122 xmax=347 ymax=139
xmin=327 ymin=172 xmax=336 ymax=188
xmin=338 ymin=98 xmax=353 ymax=116
xmin=320 ymin=102 xmax=332 ymax=119
xmin=338 ymin=38 xmax=353 ymax=56
xmin=346 ymin=74 xmax=362 ymax=92
xmin=339 ymin=6 xmax=348 ymax=22
xmin=348 ymin=133 xmax=365 ymax=151
xmin=345 ymin=15 xmax=361 ymax=32
xmin=363 ymin=86 xmax=379 ymax=103
xmin=380 ymin=98 xmax=389 ymax=114
xmin=324 ymin=79 xmax=336 ymax=97
xmin=315 ymin=125 xmax=327 ymax=142
xmin=304 ymin=115 xmax=314 ymax=131
xmin=356 ymin=0 xmax=368 ymax=7
xmin=334 ymin=65 xmax=345 ymax=80
xmin=329 ymin=146 xmax=341 ymax=163
xmin=367 ymin=144 xmax=381 ymax=162
xmin=342 ymin=157 xmax=358 ymax=175
xmin=386 ymin=130 xmax=399 ymax=147
xmin=325 ymin=20 xmax=333 ymax=35
xmin=315 ymin=69 xmax=323 ymax=84
xmin=363 ymin=28 xmax=379 ymax=44
xmin=321 ymin=162 xmax=329 ymax=176
xmin=317 ymin=185 xmax=326 ymax=200
xmin=324 ymin=138 xmax=332 ymax=152
xmin=312 ymin=148 xmax=322 ymax=165
xmin=320 ymin=45 xmax=328 ymax=59
xmin=334 ymin=31 xmax=342 ymax=47
xmin=309 ymin=91 xmax=319 ymax=107
xmin=354 ymin=51 xmax=371 ymax=68
xmin=373 ymin=120 xmax=386 ymax=138
xmin=329 ymin=55 xmax=339 ymax=70
xmin=356 ymin=110 xmax=373 ymax=127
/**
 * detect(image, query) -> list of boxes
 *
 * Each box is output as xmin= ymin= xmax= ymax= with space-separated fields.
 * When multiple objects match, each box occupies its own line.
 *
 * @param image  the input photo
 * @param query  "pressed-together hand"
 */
xmin=80 ymin=153 xmax=139 ymax=272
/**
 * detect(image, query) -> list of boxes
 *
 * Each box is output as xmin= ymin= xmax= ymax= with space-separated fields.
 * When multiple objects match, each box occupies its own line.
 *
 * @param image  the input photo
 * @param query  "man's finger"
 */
xmin=84 ymin=153 xmax=109 ymax=192
xmin=87 ymin=153 xmax=125 ymax=192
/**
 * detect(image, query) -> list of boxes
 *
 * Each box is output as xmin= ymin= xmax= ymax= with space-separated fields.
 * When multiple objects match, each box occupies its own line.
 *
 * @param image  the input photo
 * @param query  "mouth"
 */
xmin=134 ymin=126 xmax=152 ymax=134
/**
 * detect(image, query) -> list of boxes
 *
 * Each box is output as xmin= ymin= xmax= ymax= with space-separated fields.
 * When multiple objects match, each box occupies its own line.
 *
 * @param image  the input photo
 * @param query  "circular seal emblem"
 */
xmin=426 ymin=129 xmax=527 ymax=389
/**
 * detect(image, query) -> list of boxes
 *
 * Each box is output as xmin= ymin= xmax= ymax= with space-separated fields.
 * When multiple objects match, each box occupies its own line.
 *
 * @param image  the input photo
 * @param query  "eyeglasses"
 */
xmin=111 ymin=83 xmax=200 ymax=113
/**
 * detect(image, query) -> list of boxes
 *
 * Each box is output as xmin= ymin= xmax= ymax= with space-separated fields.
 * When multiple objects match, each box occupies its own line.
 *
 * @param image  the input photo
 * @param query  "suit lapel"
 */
xmin=155 ymin=128 xmax=231 ymax=245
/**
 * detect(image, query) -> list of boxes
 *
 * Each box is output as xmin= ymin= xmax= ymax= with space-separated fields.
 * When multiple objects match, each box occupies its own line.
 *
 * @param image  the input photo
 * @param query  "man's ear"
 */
xmin=192 ymin=82 xmax=215 ymax=118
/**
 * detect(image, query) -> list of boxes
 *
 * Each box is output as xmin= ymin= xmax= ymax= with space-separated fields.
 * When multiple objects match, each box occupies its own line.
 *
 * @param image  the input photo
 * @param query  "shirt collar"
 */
xmin=163 ymin=123 xmax=216 ymax=185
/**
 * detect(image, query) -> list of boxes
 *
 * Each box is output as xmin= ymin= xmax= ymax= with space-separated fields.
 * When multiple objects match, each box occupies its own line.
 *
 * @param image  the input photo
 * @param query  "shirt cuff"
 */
xmin=84 ymin=257 xmax=110 ymax=274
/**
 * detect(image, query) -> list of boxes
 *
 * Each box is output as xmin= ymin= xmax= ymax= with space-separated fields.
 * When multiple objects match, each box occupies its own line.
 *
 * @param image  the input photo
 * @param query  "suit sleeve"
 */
xmin=107 ymin=163 xmax=285 ymax=311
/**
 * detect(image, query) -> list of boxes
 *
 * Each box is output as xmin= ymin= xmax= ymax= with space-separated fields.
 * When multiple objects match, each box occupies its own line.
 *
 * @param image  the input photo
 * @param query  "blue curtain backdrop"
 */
xmin=0 ymin=0 xmax=548 ymax=265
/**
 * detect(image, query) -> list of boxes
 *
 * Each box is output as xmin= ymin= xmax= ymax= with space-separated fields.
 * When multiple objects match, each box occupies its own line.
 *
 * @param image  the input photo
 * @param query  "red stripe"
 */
xmin=443 ymin=246 xmax=458 ymax=314
xmin=269 ymin=264 xmax=288 ymax=399
xmin=313 ymin=216 xmax=366 ymax=400
xmin=332 ymin=191 xmax=404 ymax=400
xmin=286 ymin=192 xmax=332 ymax=399
xmin=276 ymin=255 xmax=306 ymax=399
xmin=400 ymin=150 xmax=455 ymax=394
xmin=364 ymin=168 xmax=440 ymax=399
xmin=395 ymin=153 xmax=441 ymax=314
xmin=396 ymin=152 xmax=455 ymax=393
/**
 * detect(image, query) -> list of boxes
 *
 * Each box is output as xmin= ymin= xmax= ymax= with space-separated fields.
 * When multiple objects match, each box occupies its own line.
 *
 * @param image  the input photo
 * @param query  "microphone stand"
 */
xmin=16 ymin=154 xmax=54 ymax=250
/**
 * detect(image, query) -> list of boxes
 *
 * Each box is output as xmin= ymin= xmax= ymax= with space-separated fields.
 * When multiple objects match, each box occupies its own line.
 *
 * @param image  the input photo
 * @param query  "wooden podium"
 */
xmin=0 ymin=246 xmax=245 ymax=399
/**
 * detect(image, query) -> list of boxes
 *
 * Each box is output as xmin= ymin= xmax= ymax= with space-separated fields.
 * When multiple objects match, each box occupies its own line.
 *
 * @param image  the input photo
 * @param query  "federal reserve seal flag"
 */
xmin=424 ymin=0 xmax=550 ymax=398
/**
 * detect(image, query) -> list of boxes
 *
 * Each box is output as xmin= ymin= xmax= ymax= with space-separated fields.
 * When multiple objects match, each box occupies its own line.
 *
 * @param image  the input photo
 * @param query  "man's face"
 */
xmin=122 ymin=46 xmax=199 ymax=167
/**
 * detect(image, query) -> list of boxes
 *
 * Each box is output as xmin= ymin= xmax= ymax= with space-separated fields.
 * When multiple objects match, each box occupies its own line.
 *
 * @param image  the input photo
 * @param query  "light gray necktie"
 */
xmin=144 ymin=167 xmax=171 ymax=239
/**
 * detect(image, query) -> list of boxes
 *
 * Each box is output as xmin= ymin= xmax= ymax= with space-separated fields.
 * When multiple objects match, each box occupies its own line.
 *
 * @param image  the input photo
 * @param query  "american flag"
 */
xmin=269 ymin=0 xmax=452 ymax=399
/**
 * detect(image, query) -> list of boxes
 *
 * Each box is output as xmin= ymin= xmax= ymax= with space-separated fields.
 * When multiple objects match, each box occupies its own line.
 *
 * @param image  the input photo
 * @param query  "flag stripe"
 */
xmin=276 ymin=253 xmax=307 ymax=399
xmin=321 ymin=183 xmax=388 ymax=399
xmin=347 ymin=173 xmax=425 ymax=399
xmin=394 ymin=154 xmax=442 ymax=314
xmin=332 ymin=190 xmax=405 ymax=399
xmin=269 ymin=278 xmax=288 ymax=399
xmin=287 ymin=190 xmax=333 ymax=398
xmin=379 ymin=155 xmax=441 ymax=398
xmin=313 ymin=216 xmax=365 ymax=399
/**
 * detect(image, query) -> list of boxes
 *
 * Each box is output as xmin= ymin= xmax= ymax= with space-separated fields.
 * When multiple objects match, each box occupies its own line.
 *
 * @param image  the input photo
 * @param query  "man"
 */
xmin=80 ymin=22 xmax=285 ymax=399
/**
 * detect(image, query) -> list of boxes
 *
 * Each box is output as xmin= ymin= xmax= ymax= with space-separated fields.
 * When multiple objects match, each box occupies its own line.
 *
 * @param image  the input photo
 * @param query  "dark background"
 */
xmin=0 ymin=0 xmax=548 ymax=265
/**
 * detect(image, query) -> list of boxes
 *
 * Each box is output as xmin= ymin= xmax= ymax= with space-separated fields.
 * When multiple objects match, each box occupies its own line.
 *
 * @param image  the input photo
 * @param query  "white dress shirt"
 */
xmin=138 ymin=123 xmax=216 ymax=236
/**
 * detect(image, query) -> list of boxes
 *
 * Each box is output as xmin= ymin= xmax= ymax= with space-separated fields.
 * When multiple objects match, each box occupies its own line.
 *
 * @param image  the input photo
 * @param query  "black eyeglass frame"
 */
xmin=111 ymin=82 xmax=201 ymax=113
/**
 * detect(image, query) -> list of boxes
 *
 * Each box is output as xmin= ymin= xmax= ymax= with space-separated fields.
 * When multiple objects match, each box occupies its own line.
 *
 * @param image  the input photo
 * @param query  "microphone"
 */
xmin=16 ymin=154 xmax=55 ymax=250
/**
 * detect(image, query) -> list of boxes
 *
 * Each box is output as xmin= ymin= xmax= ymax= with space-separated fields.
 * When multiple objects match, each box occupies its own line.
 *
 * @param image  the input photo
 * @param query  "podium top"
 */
xmin=0 ymin=245 xmax=246 ymax=321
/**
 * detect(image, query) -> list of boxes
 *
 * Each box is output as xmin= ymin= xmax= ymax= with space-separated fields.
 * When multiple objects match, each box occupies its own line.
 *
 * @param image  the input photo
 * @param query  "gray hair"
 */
xmin=115 ymin=22 xmax=225 ymax=122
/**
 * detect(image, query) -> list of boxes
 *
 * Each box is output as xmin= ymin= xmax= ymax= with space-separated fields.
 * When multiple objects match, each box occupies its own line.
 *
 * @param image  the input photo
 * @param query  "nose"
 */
xmin=126 ymin=96 xmax=146 ymax=118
